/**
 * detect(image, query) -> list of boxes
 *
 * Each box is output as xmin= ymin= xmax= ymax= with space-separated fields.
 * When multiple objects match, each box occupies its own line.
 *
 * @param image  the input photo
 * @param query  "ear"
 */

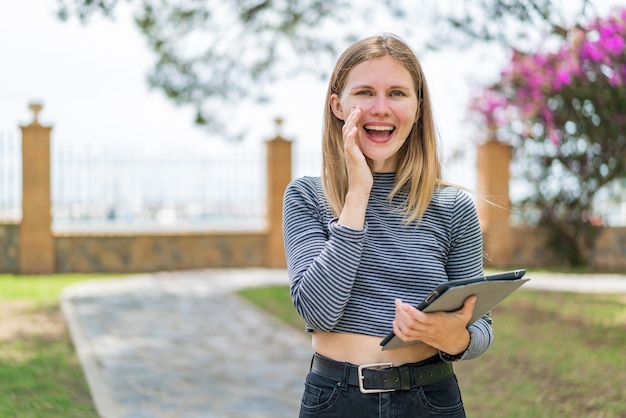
xmin=330 ymin=94 xmax=345 ymax=121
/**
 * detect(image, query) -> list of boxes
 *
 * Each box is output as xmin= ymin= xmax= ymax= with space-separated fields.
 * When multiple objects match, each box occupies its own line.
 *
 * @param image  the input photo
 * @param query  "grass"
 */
xmin=0 ymin=274 xmax=118 ymax=307
xmin=0 ymin=336 xmax=96 ymax=417
xmin=2 ymin=272 xmax=624 ymax=417
xmin=238 ymin=284 xmax=626 ymax=418
xmin=0 ymin=273 xmax=123 ymax=417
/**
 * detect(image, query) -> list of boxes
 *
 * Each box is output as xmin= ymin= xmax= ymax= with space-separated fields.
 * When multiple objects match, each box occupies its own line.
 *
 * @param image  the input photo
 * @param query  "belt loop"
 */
xmin=400 ymin=366 xmax=412 ymax=391
xmin=340 ymin=361 xmax=351 ymax=391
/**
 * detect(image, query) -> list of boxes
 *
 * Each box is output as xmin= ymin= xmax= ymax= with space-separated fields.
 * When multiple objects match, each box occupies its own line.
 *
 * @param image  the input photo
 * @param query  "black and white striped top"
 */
xmin=283 ymin=173 xmax=493 ymax=360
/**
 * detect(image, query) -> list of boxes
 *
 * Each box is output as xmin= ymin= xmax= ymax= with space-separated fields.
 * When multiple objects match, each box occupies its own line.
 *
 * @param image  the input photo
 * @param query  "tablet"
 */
xmin=380 ymin=269 xmax=529 ymax=350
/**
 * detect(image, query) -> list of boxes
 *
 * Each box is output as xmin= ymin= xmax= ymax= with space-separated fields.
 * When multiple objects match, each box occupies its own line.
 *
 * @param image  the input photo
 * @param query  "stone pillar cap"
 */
xmin=28 ymin=102 xmax=44 ymax=125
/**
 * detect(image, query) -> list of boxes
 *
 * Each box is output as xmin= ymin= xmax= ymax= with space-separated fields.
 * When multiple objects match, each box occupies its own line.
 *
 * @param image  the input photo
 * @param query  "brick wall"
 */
xmin=592 ymin=227 xmax=626 ymax=271
xmin=19 ymin=106 xmax=55 ymax=274
xmin=3 ymin=221 xmax=623 ymax=274
xmin=477 ymin=139 xmax=625 ymax=273
xmin=2 ymin=108 xmax=624 ymax=275
xmin=0 ymin=107 xmax=292 ymax=275
xmin=504 ymin=226 xmax=626 ymax=273
xmin=54 ymin=230 xmax=268 ymax=273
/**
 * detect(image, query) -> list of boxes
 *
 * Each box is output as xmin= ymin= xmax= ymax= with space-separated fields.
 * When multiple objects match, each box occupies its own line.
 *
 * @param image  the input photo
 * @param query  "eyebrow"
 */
xmin=349 ymin=84 xmax=413 ymax=91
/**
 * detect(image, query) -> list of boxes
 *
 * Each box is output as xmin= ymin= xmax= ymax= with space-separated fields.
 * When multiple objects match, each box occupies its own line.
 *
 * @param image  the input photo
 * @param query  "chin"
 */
xmin=362 ymin=148 xmax=396 ymax=163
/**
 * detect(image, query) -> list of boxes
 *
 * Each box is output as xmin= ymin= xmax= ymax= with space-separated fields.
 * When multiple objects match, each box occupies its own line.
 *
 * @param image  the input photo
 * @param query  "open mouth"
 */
xmin=364 ymin=124 xmax=395 ymax=140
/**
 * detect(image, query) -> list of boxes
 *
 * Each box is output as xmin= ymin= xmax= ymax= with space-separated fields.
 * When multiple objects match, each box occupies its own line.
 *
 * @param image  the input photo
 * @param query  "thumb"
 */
xmin=459 ymin=295 xmax=477 ymax=315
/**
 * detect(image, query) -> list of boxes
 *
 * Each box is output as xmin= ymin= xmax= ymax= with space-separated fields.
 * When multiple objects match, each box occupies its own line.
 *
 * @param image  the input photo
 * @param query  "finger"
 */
xmin=395 ymin=299 xmax=413 ymax=321
xmin=393 ymin=316 xmax=416 ymax=340
xmin=343 ymin=108 xmax=364 ymax=163
xmin=397 ymin=298 xmax=427 ymax=324
xmin=393 ymin=313 xmax=426 ymax=342
xmin=343 ymin=107 xmax=361 ymax=139
xmin=394 ymin=300 xmax=425 ymax=333
xmin=393 ymin=300 xmax=410 ymax=335
xmin=348 ymin=106 xmax=361 ymax=125
xmin=392 ymin=319 xmax=408 ymax=340
xmin=456 ymin=295 xmax=477 ymax=315
xmin=345 ymin=126 xmax=358 ymax=146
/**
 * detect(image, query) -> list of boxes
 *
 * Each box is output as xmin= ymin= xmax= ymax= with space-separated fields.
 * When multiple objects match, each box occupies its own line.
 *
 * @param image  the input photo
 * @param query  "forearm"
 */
xmin=338 ymin=190 xmax=369 ymax=230
xmin=286 ymin=218 xmax=367 ymax=331
xmin=445 ymin=189 xmax=492 ymax=360
xmin=459 ymin=315 xmax=493 ymax=360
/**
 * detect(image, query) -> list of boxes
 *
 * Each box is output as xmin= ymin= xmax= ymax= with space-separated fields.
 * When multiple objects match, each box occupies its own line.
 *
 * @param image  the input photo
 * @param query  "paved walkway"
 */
xmin=61 ymin=269 xmax=626 ymax=418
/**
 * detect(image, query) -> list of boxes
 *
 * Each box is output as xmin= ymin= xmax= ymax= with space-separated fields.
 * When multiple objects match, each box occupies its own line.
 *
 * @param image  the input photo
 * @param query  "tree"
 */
xmin=55 ymin=0 xmax=600 ymax=137
xmin=470 ymin=7 xmax=626 ymax=266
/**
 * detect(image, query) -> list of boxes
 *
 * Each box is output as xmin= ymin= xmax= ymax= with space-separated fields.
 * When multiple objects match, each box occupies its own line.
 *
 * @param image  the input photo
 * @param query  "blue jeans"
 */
xmin=298 ymin=365 xmax=466 ymax=418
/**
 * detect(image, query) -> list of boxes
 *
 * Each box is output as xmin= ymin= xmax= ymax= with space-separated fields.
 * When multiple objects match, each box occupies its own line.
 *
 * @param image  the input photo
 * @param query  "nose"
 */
xmin=370 ymin=95 xmax=391 ymax=116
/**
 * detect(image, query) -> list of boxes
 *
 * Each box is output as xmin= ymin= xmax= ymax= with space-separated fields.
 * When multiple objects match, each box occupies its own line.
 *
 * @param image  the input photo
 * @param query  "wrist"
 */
xmin=345 ymin=189 xmax=371 ymax=204
xmin=439 ymin=330 xmax=471 ymax=362
xmin=338 ymin=191 xmax=369 ymax=230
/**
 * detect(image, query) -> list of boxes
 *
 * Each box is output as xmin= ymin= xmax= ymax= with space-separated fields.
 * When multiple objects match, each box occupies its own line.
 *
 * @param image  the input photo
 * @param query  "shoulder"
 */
xmin=428 ymin=187 xmax=479 ymax=231
xmin=287 ymin=175 xmax=322 ymax=189
xmin=285 ymin=176 xmax=323 ymax=197
xmin=284 ymin=176 xmax=326 ymax=207
xmin=284 ymin=176 xmax=332 ymax=225
xmin=430 ymin=186 xmax=475 ymax=212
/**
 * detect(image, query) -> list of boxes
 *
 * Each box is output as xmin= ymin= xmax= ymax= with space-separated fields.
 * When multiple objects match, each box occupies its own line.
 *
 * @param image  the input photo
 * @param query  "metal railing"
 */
xmin=0 ymin=132 xmax=21 ymax=221
xmin=0 ymin=133 xmax=323 ymax=230
xmin=51 ymin=140 xmax=267 ymax=231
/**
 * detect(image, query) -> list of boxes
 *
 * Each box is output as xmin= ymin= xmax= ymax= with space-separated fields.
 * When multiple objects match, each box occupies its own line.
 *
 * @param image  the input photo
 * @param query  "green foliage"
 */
xmin=55 ymin=0 xmax=598 ymax=137
xmin=429 ymin=0 xmax=591 ymax=51
xmin=471 ymin=7 xmax=626 ymax=266
xmin=57 ymin=0 xmax=356 ymax=138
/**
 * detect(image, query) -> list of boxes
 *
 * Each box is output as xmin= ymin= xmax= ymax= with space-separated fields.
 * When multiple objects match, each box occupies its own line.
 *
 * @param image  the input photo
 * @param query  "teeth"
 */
xmin=364 ymin=125 xmax=394 ymax=131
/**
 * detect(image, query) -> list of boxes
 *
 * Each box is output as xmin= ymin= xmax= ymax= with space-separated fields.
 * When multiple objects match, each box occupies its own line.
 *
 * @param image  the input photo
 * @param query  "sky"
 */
xmin=1 ymin=2 xmax=222 ymax=150
xmin=1 ymin=1 xmax=621 ymax=190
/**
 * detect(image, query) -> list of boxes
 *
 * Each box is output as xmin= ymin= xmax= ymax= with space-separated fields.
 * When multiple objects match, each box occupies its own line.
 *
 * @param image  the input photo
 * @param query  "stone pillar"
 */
xmin=476 ymin=138 xmax=513 ymax=268
xmin=19 ymin=103 xmax=55 ymax=274
xmin=265 ymin=118 xmax=292 ymax=268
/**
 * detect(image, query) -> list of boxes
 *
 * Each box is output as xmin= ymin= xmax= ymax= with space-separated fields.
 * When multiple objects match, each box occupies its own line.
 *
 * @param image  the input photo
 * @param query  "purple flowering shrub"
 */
xmin=471 ymin=7 xmax=626 ymax=266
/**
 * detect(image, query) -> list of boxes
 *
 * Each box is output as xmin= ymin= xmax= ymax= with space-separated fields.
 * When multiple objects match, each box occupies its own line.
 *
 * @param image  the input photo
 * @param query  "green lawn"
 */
xmin=0 ymin=274 xmax=117 ymax=307
xmin=239 ymin=285 xmax=626 ymax=418
xmin=0 ymin=274 xmax=122 ymax=417
xmin=2 ymin=273 xmax=624 ymax=417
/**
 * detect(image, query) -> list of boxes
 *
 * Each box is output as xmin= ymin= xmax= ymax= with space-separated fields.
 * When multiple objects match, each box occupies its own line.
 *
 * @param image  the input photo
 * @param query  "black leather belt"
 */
xmin=310 ymin=353 xmax=454 ymax=394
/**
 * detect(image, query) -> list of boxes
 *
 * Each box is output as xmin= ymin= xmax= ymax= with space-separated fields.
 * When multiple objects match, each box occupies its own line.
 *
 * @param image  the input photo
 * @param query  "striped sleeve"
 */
xmin=446 ymin=190 xmax=493 ymax=361
xmin=282 ymin=177 xmax=365 ymax=331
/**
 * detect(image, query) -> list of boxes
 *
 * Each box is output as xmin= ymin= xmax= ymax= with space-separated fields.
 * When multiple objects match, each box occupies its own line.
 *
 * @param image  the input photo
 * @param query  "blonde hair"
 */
xmin=321 ymin=33 xmax=443 ymax=223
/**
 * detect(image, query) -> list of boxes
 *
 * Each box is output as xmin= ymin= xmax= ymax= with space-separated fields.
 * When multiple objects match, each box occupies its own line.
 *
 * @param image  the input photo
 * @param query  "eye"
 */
xmin=390 ymin=90 xmax=406 ymax=97
xmin=355 ymin=90 xmax=373 ymax=96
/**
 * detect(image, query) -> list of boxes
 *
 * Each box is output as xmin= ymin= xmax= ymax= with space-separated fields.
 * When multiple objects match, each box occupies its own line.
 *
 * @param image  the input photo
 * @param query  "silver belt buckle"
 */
xmin=357 ymin=362 xmax=394 ymax=394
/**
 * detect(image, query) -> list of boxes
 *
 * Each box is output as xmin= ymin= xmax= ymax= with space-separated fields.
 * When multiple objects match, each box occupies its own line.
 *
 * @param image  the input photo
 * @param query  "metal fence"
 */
xmin=3 ymin=131 xmax=625 ymax=228
xmin=0 ymin=132 xmax=322 ymax=231
xmin=54 ymin=140 xmax=269 ymax=231
xmin=0 ymin=132 xmax=21 ymax=221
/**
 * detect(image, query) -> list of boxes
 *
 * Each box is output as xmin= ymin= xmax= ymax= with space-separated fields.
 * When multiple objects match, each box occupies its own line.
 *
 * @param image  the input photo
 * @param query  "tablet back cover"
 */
xmin=381 ymin=275 xmax=529 ymax=351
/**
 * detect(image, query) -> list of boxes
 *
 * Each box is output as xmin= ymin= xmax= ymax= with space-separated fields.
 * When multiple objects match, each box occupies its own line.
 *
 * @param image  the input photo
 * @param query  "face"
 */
xmin=330 ymin=55 xmax=420 ymax=172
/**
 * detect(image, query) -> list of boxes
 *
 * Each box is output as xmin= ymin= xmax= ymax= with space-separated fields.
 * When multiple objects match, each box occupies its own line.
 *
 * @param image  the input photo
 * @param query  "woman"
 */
xmin=282 ymin=33 xmax=492 ymax=417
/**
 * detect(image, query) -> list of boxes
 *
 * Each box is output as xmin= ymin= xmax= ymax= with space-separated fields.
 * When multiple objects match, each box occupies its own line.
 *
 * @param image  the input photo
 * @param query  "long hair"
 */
xmin=321 ymin=33 xmax=443 ymax=223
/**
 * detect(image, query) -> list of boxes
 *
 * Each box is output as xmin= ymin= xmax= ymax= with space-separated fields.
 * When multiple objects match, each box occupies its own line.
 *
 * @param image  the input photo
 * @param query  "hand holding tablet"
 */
xmin=380 ymin=269 xmax=529 ymax=350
